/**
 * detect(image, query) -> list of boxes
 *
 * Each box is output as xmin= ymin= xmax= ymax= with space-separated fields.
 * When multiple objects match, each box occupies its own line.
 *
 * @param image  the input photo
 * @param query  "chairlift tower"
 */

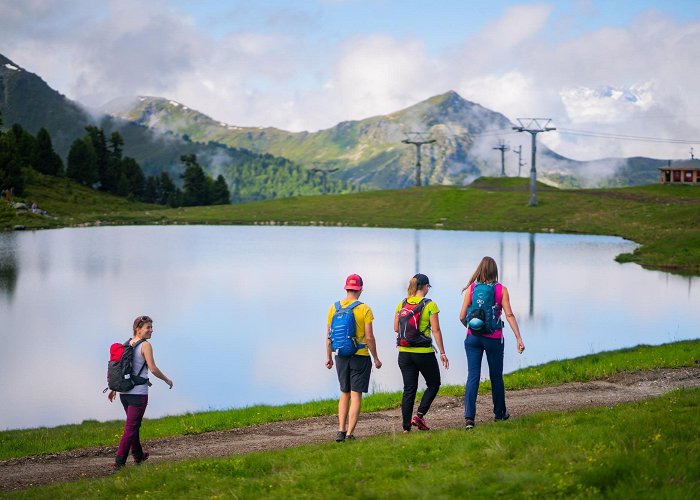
xmin=402 ymin=132 xmax=436 ymax=187
xmin=309 ymin=167 xmax=339 ymax=194
xmin=512 ymin=118 xmax=556 ymax=206
xmin=493 ymin=140 xmax=510 ymax=176
xmin=513 ymin=145 xmax=525 ymax=177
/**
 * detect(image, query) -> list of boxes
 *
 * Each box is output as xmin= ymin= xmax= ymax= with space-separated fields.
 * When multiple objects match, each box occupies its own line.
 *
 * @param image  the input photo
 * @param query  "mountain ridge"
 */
xmin=0 ymin=53 xmax=342 ymax=202
xmin=105 ymin=90 xmax=667 ymax=188
xmin=3 ymin=52 xmax=668 ymax=191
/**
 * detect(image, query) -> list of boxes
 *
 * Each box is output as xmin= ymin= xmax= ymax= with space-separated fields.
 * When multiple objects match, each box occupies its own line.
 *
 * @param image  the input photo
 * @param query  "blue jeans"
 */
xmin=464 ymin=334 xmax=507 ymax=420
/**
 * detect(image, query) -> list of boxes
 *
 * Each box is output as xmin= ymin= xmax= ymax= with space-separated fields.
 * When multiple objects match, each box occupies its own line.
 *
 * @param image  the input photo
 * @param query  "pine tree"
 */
xmin=66 ymin=138 xmax=98 ymax=186
xmin=210 ymin=174 xmax=231 ymax=204
xmin=157 ymin=171 xmax=181 ymax=207
xmin=143 ymin=176 xmax=158 ymax=204
xmin=180 ymin=154 xmax=210 ymax=206
xmin=122 ymin=157 xmax=145 ymax=200
xmin=33 ymin=128 xmax=64 ymax=176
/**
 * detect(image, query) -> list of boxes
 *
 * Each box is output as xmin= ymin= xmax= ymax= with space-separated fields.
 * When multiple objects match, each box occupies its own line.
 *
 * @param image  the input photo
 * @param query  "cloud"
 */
xmin=323 ymin=35 xmax=438 ymax=119
xmin=560 ymin=83 xmax=654 ymax=124
xmin=444 ymin=7 xmax=700 ymax=160
xmin=1 ymin=1 xmax=699 ymax=160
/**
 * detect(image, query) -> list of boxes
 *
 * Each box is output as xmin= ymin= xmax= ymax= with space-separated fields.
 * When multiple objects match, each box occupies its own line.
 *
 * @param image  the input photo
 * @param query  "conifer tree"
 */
xmin=157 ymin=171 xmax=182 ymax=207
xmin=122 ymin=157 xmax=145 ymax=200
xmin=180 ymin=154 xmax=210 ymax=206
xmin=0 ymin=130 xmax=26 ymax=195
xmin=34 ymin=128 xmax=64 ymax=176
xmin=66 ymin=137 xmax=98 ymax=186
xmin=210 ymin=174 xmax=231 ymax=204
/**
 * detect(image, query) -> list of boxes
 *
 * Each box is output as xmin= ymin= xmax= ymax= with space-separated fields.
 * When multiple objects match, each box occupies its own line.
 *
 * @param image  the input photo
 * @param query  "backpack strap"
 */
xmin=335 ymin=300 xmax=362 ymax=311
xmin=336 ymin=300 xmax=365 ymax=348
xmin=495 ymin=283 xmax=504 ymax=330
xmin=410 ymin=298 xmax=432 ymax=334
xmin=131 ymin=339 xmax=149 ymax=377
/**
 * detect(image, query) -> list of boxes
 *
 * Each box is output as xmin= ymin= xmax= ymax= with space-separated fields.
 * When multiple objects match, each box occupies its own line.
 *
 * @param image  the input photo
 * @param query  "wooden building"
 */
xmin=658 ymin=159 xmax=700 ymax=185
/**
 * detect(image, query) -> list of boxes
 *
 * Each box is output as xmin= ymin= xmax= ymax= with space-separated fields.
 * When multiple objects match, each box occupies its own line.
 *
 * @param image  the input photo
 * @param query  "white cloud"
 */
xmin=457 ymin=71 xmax=539 ymax=121
xmin=560 ymin=83 xmax=655 ymax=124
xmin=1 ymin=1 xmax=699 ymax=160
xmin=326 ymin=34 xmax=436 ymax=120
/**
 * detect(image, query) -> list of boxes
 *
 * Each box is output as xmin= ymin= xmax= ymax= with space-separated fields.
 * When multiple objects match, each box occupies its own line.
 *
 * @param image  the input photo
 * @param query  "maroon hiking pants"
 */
xmin=116 ymin=394 xmax=148 ymax=463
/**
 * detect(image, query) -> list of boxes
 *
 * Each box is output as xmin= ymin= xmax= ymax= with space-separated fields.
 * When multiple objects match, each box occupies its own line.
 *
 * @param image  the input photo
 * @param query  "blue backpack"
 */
xmin=329 ymin=301 xmax=364 ymax=357
xmin=466 ymin=282 xmax=503 ymax=335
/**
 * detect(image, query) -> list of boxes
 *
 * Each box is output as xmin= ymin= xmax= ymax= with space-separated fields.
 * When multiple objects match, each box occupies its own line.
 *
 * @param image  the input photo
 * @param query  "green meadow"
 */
xmin=2 ymin=176 xmax=699 ymax=496
xmin=3 ymin=174 xmax=700 ymax=275
xmin=2 ymin=339 xmax=699 ymax=498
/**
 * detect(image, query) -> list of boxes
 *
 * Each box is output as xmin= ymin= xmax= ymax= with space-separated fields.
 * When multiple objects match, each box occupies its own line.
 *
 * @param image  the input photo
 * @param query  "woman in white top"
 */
xmin=107 ymin=315 xmax=173 ymax=472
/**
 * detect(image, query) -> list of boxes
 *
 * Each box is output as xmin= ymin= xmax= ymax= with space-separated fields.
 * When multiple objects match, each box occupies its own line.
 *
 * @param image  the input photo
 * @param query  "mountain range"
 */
xmin=2 ymin=52 xmax=668 ymax=200
xmin=0 ymin=53 xmax=338 ymax=202
xmin=104 ymin=92 xmax=670 ymax=189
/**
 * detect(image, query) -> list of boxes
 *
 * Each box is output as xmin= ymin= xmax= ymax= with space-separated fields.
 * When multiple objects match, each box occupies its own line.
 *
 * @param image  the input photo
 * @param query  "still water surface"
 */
xmin=0 ymin=225 xmax=697 ymax=430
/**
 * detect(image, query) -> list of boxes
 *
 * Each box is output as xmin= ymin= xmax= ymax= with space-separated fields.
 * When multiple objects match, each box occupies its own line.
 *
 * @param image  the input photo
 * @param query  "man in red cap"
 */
xmin=325 ymin=273 xmax=382 ymax=442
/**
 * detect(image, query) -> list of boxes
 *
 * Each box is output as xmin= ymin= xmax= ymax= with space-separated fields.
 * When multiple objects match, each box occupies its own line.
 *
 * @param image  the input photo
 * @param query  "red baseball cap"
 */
xmin=344 ymin=274 xmax=363 ymax=291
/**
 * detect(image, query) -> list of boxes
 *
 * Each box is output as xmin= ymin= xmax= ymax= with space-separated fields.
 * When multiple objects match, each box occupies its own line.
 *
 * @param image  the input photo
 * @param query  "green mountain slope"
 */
xmin=0 ymin=54 xmax=341 ymax=202
xmin=105 ymin=91 xmax=669 ymax=188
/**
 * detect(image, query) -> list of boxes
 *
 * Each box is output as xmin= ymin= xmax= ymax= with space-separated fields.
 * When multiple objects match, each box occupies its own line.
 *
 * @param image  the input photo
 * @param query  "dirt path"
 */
xmin=2 ymin=367 xmax=699 ymax=491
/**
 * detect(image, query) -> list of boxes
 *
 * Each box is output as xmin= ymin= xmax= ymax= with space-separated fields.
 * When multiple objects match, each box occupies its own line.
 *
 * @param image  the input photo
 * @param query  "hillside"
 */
xmin=0 ymin=54 xmax=341 ymax=202
xmin=0 ymin=51 xmax=676 ymax=194
xmin=4 ymin=176 xmax=699 ymax=275
xmin=105 ymin=92 xmax=668 ymax=189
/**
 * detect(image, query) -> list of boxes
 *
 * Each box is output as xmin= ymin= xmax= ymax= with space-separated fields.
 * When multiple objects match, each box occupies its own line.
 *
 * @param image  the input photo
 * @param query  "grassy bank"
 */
xmin=3 ymin=174 xmax=700 ymax=275
xmin=1 ymin=339 xmax=698 ymax=461
xmin=10 ymin=389 xmax=700 ymax=498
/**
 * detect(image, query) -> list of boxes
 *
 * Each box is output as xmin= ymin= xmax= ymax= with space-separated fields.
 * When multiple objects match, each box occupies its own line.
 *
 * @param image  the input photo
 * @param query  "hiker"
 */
xmin=107 ymin=315 xmax=173 ymax=472
xmin=394 ymin=273 xmax=449 ymax=432
xmin=325 ymin=274 xmax=382 ymax=442
xmin=459 ymin=256 xmax=524 ymax=429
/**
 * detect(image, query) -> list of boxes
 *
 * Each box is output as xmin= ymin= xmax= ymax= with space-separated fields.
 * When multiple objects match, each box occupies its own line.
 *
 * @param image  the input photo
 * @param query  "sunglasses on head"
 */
xmin=136 ymin=316 xmax=152 ymax=326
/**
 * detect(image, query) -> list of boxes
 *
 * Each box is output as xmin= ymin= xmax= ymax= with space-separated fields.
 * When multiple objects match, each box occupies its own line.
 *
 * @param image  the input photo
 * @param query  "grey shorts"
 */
xmin=335 ymin=354 xmax=372 ymax=393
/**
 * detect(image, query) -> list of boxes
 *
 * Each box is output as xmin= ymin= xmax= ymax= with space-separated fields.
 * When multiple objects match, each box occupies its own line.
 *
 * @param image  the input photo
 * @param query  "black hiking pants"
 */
xmin=398 ymin=351 xmax=441 ymax=431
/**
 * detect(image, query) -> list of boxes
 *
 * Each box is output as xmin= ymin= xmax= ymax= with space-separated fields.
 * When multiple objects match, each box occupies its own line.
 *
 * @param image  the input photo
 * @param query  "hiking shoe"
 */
xmin=345 ymin=434 xmax=356 ymax=441
xmin=411 ymin=415 xmax=430 ymax=431
xmin=465 ymin=419 xmax=475 ymax=430
xmin=335 ymin=431 xmax=347 ymax=442
xmin=495 ymin=412 xmax=510 ymax=422
xmin=134 ymin=452 xmax=149 ymax=465
xmin=111 ymin=463 xmax=124 ymax=475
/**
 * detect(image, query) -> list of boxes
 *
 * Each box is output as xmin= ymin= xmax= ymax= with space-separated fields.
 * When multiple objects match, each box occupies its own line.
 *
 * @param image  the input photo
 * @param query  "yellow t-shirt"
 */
xmin=327 ymin=300 xmax=374 ymax=356
xmin=395 ymin=296 xmax=440 ymax=353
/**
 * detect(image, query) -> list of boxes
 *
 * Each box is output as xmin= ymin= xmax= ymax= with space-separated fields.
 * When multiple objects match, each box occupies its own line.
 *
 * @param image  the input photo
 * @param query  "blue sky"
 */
xmin=2 ymin=0 xmax=700 ymax=160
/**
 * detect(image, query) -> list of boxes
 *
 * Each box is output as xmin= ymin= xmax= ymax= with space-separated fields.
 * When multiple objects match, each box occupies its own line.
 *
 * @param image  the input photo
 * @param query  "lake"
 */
xmin=0 ymin=225 xmax=697 ymax=430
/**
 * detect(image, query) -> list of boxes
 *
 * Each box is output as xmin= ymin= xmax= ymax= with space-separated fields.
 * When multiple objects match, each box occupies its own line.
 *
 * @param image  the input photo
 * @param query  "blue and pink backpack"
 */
xmin=465 ymin=282 xmax=503 ymax=335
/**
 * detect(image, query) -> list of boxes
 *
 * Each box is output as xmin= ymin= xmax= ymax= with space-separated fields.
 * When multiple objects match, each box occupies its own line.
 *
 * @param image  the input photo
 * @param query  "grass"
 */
xmin=8 ymin=387 xmax=700 ymax=498
xmin=4 ymin=174 xmax=700 ymax=275
xmin=1 ymin=339 xmax=698 ymax=461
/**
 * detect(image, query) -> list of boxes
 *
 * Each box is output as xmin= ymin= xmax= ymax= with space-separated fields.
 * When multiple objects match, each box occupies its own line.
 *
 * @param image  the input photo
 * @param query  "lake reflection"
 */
xmin=0 ymin=226 xmax=697 ymax=430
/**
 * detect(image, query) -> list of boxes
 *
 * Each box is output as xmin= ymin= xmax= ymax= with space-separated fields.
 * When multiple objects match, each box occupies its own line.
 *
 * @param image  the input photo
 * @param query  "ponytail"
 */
xmin=407 ymin=277 xmax=420 ymax=297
